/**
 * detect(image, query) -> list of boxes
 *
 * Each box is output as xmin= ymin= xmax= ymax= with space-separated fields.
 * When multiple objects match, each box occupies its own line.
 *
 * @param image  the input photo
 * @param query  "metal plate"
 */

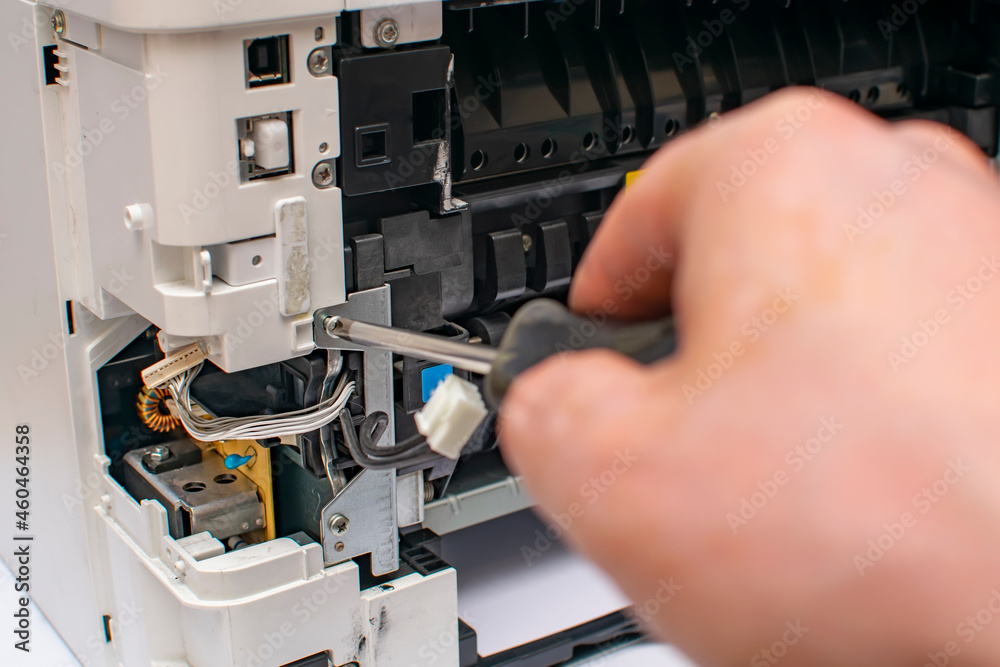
xmin=314 ymin=286 xmax=400 ymax=574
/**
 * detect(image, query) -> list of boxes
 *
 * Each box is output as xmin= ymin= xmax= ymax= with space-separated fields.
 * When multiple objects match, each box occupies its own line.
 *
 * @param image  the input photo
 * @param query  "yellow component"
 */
xmin=625 ymin=170 xmax=645 ymax=189
xmin=203 ymin=439 xmax=276 ymax=542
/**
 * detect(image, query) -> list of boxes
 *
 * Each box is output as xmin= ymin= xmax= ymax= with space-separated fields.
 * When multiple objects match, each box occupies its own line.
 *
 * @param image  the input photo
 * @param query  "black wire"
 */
xmin=338 ymin=411 xmax=439 ymax=470
xmin=358 ymin=412 xmax=426 ymax=456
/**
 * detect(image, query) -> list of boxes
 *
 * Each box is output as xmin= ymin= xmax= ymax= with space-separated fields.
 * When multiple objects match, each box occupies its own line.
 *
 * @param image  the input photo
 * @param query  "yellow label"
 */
xmin=625 ymin=170 xmax=645 ymax=189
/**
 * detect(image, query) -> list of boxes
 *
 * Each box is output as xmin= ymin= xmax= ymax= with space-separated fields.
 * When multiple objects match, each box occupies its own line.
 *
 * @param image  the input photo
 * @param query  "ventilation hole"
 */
xmin=214 ymin=474 xmax=237 ymax=484
xmin=470 ymin=149 xmax=487 ymax=171
xmin=664 ymin=119 xmax=679 ymax=137
xmin=514 ymin=143 xmax=530 ymax=163
xmin=622 ymin=125 xmax=635 ymax=144
xmin=848 ymin=89 xmax=861 ymax=103
xmin=251 ymin=255 xmax=262 ymax=266
xmin=183 ymin=482 xmax=206 ymax=493
xmin=867 ymin=86 xmax=880 ymax=104
xmin=582 ymin=132 xmax=599 ymax=151
xmin=541 ymin=138 xmax=557 ymax=158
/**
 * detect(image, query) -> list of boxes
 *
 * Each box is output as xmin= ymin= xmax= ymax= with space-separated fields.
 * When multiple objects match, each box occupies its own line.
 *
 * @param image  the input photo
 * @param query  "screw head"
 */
xmin=52 ymin=10 xmax=65 ymax=35
xmin=149 ymin=445 xmax=171 ymax=463
xmin=312 ymin=162 xmax=334 ymax=187
xmin=307 ymin=48 xmax=330 ymax=75
xmin=375 ymin=19 xmax=400 ymax=48
xmin=334 ymin=541 xmax=346 ymax=552
xmin=329 ymin=514 xmax=349 ymax=535
xmin=522 ymin=234 xmax=533 ymax=253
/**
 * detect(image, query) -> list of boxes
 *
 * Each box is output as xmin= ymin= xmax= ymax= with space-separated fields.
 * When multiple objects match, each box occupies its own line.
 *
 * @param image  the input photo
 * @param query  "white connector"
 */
xmin=414 ymin=375 xmax=489 ymax=460
xmin=141 ymin=343 xmax=206 ymax=389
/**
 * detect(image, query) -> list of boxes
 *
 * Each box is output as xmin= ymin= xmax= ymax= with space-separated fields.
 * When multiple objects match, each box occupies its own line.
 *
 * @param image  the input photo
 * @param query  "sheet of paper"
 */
xmin=440 ymin=509 xmax=697 ymax=666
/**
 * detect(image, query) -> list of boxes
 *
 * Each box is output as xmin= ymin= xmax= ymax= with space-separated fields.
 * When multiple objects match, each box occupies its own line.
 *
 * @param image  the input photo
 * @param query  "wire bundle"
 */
xmin=165 ymin=364 xmax=355 ymax=442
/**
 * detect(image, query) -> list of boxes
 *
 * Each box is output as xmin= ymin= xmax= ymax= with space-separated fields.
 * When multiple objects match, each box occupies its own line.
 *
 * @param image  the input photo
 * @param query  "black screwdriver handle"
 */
xmin=485 ymin=299 xmax=677 ymax=408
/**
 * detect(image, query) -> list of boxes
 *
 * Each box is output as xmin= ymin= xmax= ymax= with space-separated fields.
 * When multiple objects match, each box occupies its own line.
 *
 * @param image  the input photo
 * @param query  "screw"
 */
xmin=241 ymin=522 xmax=250 ymax=531
xmin=329 ymin=514 xmax=349 ymax=535
xmin=149 ymin=445 xmax=171 ymax=463
xmin=255 ymin=518 xmax=263 ymax=527
xmin=374 ymin=19 xmax=400 ymax=48
xmin=312 ymin=162 xmax=334 ymax=187
xmin=307 ymin=48 xmax=330 ymax=76
xmin=522 ymin=234 xmax=533 ymax=253
xmin=52 ymin=10 xmax=65 ymax=35
xmin=323 ymin=316 xmax=344 ymax=336
xmin=334 ymin=541 xmax=346 ymax=552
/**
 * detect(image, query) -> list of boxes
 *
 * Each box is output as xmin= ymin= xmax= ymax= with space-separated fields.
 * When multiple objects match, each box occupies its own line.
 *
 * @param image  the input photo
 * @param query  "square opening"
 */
xmin=361 ymin=131 xmax=387 ymax=160
xmin=412 ymin=88 xmax=447 ymax=144
xmin=245 ymin=35 xmax=290 ymax=88
xmin=355 ymin=125 xmax=391 ymax=167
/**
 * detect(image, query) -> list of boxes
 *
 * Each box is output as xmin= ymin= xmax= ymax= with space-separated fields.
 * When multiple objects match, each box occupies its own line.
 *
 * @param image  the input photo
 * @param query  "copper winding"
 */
xmin=136 ymin=386 xmax=180 ymax=433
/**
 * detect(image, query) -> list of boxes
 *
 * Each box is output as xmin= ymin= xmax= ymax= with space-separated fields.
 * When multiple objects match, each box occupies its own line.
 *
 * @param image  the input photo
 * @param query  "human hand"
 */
xmin=499 ymin=88 xmax=1000 ymax=666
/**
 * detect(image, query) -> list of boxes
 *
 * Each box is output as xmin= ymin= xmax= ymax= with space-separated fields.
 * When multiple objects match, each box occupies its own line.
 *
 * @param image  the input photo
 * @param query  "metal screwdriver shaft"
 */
xmin=323 ymin=316 xmax=498 ymax=375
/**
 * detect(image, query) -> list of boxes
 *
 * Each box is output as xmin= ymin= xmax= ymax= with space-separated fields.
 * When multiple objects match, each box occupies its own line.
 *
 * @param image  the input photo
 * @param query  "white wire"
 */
xmin=165 ymin=364 xmax=356 ymax=442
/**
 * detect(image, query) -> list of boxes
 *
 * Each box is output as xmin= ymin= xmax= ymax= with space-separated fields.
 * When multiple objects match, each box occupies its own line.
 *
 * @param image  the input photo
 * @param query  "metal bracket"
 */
xmin=314 ymin=286 xmax=400 ymax=573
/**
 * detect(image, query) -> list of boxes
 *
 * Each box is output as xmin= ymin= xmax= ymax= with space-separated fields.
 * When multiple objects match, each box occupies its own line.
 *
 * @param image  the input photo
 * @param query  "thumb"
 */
xmin=498 ymin=349 xmax=663 ymax=514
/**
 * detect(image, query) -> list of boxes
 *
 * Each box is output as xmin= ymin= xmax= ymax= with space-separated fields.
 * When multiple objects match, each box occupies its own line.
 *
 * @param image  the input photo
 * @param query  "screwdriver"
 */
xmin=323 ymin=299 xmax=676 ymax=408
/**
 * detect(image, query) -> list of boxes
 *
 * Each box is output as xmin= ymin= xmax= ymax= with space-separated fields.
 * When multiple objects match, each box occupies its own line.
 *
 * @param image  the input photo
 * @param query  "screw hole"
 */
xmin=897 ymin=83 xmax=909 ymax=98
xmin=622 ymin=125 xmax=635 ymax=145
xmin=470 ymin=149 xmax=487 ymax=171
xmin=848 ymin=89 xmax=861 ymax=103
xmin=867 ymin=86 xmax=880 ymax=104
xmin=214 ymin=474 xmax=237 ymax=484
xmin=319 ymin=142 xmax=329 ymax=154
xmin=183 ymin=482 xmax=206 ymax=493
xmin=314 ymin=27 xmax=324 ymax=42
xmin=541 ymin=138 xmax=557 ymax=158
xmin=514 ymin=143 xmax=530 ymax=163
xmin=582 ymin=132 xmax=599 ymax=152
xmin=251 ymin=255 xmax=262 ymax=266
xmin=664 ymin=119 xmax=679 ymax=137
